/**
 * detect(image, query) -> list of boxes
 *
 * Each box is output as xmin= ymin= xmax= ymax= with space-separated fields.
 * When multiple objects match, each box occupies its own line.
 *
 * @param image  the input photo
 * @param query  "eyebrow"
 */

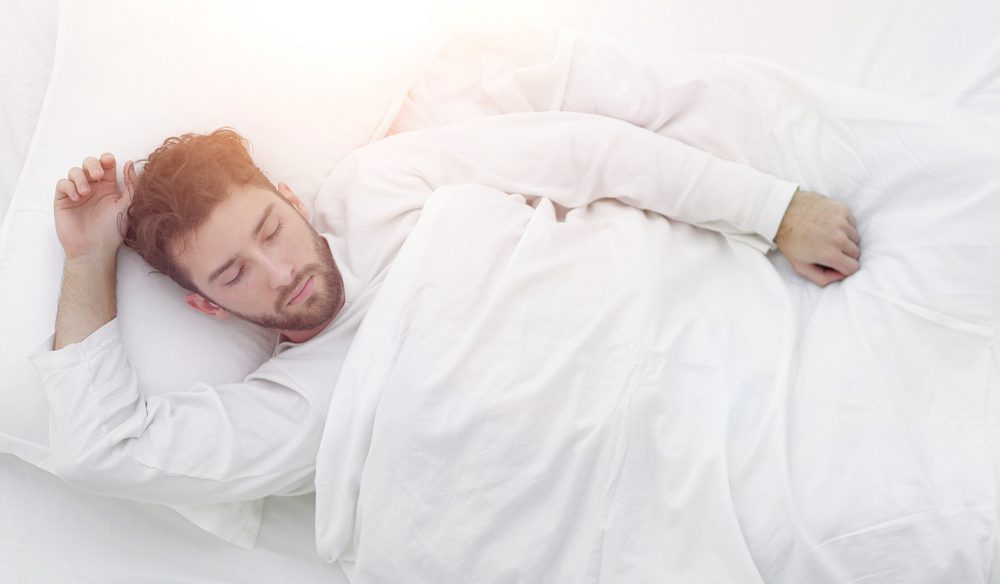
xmin=207 ymin=203 xmax=275 ymax=283
xmin=252 ymin=203 xmax=275 ymax=238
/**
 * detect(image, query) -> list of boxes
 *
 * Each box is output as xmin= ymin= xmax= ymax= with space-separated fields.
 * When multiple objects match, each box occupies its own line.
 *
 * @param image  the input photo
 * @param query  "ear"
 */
xmin=277 ymin=181 xmax=309 ymax=221
xmin=185 ymin=292 xmax=230 ymax=319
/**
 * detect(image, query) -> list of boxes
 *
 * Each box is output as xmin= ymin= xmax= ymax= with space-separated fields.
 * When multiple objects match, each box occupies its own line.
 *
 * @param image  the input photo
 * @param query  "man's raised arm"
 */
xmin=52 ymin=154 xmax=132 ymax=349
xmin=32 ymin=155 xmax=323 ymax=505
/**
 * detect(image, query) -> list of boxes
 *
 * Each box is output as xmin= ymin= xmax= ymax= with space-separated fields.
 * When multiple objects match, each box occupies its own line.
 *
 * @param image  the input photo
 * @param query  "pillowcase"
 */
xmin=0 ymin=0 xmax=58 ymax=221
xmin=0 ymin=0 xmax=445 ymax=548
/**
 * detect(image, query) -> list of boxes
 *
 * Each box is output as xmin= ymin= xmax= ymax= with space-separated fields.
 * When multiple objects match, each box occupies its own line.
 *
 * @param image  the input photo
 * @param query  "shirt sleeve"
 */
xmin=316 ymin=111 xmax=797 ymax=286
xmin=28 ymin=318 xmax=322 ymax=506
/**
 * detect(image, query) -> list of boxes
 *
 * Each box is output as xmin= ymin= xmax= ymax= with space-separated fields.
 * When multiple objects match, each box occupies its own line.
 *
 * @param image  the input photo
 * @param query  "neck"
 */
xmin=279 ymin=316 xmax=334 ymax=344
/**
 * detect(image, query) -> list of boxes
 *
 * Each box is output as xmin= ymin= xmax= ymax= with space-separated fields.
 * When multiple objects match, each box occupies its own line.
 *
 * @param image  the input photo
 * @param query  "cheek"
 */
xmin=222 ymin=266 xmax=279 ymax=307
xmin=225 ymin=280 xmax=267 ymax=308
xmin=287 ymin=229 xmax=318 ymax=263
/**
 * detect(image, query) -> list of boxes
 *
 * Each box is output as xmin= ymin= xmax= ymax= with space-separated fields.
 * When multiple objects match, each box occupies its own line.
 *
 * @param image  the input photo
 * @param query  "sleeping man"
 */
xmin=35 ymin=112 xmax=860 ymax=506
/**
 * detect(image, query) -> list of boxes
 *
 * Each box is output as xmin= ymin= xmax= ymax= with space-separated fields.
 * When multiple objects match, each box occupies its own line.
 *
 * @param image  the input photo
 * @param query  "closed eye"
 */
xmin=266 ymin=222 xmax=283 ymax=243
xmin=225 ymin=266 xmax=245 ymax=287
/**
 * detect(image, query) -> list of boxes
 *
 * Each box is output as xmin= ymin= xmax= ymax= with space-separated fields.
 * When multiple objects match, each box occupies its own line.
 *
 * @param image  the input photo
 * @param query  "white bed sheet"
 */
xmin=0 ymin=453 xmax=346 ymax=583
xmin=3 ymin=0 xmax=1000 ymax=582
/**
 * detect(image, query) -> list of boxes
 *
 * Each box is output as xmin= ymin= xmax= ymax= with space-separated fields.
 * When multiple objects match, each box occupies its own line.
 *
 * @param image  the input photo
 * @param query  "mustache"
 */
xmin=277 ymin=265 xmax=317 ymax=308
xmin=276 ymin=233 xmax=337 ymax=310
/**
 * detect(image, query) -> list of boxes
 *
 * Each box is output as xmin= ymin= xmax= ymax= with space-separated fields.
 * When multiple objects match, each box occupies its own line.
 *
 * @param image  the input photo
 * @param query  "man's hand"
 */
xmin=54 ymin=153 xmax=136 ymax=261
xmin=51 ymin=154 xmax=136 ymax=349
xmin=774 ymin=190 xmax=861 ymax=287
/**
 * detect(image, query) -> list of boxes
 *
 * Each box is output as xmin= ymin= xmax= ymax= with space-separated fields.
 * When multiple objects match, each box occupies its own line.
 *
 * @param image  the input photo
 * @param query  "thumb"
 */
xmin=115 ymin=160 xmax=137 ymax=239
xmin=797 ymin=262 xmax=846 ymax=287
xmin=122 ymin=160 xmax=137 ymax=206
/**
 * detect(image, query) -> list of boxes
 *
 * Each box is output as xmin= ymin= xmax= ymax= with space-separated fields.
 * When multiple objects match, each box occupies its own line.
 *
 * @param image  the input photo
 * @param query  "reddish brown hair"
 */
xmin=123 ymin=128 xmax=276 ymax=293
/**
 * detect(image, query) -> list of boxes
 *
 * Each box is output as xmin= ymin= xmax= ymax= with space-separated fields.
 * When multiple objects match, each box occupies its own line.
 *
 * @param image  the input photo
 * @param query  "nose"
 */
xmin=263 ymin=254 xmax=295 ymax=290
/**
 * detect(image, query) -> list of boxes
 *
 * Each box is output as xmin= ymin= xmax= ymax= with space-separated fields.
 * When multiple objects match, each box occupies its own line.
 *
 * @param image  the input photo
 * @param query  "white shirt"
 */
xmin=29 ymin=111 xmax=797 ymax=505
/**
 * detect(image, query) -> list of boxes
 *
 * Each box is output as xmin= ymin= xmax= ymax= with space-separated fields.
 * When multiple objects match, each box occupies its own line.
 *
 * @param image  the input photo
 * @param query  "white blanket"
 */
xmin=315 ymin=33 xmax=1000 ymax=582
xmin=318 ymin=184 xmax=793 ymax=581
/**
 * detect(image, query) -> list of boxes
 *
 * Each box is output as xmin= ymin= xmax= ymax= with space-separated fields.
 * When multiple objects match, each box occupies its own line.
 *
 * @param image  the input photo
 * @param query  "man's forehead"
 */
xmin=171 ymin=185 xmax=278 ymax=265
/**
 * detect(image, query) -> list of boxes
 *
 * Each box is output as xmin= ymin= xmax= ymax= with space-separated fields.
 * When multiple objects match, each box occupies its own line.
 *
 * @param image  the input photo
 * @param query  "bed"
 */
xmin=3 ymin=0 xmax=1000 ymax=582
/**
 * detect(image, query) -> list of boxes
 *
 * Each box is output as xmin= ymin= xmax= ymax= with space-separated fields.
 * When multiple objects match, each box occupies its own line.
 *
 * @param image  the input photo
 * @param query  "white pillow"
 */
xmin=0 ymin=0 xmax=445 ymax=548
xmin=0 ymin=0 xmax=58 ymax=222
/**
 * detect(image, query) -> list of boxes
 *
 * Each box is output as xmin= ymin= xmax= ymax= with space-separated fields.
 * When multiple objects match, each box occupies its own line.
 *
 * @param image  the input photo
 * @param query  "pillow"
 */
xmin=0 ymin=0 xmax=58 ymax=222
xmin=0 ymin=0 xmax=445 ymax=548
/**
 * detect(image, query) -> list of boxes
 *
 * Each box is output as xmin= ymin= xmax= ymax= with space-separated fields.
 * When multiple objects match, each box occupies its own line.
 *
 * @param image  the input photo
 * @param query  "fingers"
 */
xmin=797 ymin=262 xmax=847 ymax=287
xmin=100 ymin=152 xmax=117 ymax=181
xmin=844 ymin=220 xmax=860 ymax=246
xmin=840 ymin=236 xmax=860 ymax=260
xmin=827 ymin=252 xmax=861 ymax=276
xmin=55 ymin=178 xmax=77 ymax=203
xmin=82 ymin=157 xmax=104 ymax=182
xmin=67 ymin=167 xmax=90 ymax=199
xmin=81 ymin=154 xmax=118 ymax=182
xmin=778 ymin=191 xmax=863 ymax=287
xmin=54 ymin=153 xmax=119 ymax=203
xmin=122 ymin=160 xmax=137 ymax=205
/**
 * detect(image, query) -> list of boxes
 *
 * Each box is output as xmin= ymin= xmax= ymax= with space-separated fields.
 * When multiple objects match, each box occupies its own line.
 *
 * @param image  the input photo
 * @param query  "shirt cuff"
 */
xmin=754 ymin=180 xmax=799 ymax=250
xmin=28 ymin=318 xmax=121 ymax=374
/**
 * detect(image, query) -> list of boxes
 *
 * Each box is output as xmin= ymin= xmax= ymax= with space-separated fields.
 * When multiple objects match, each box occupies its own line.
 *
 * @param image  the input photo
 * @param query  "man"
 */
xmin=37 ymin=112 xmax=860 ymax=505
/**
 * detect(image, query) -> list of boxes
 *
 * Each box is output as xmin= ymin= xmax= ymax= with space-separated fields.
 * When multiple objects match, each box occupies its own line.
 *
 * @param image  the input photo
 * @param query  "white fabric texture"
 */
xmin=0 ymin=0 xmax=444 ymax=549
xmin=313 ymin=33 xmax=1000 ymax=582
xmin=440 ymin=0 xmax=1000 ymax=116
xmin=313 ymin=111 xmax=796 ymax=288
xmin=3 ymin=0 xmax=999 ymax=581
xmin=24 ymin=105 xmax=793 ymax=557
xmin=0 ymin=0 xmax=57 ymax=223
xmin=312 ymin=113 xmax=796 ymax=582
xmin=0 ymin=455 xmax=346 ymax=582
xmin=26 ymin=234 xmax=371 ymax=505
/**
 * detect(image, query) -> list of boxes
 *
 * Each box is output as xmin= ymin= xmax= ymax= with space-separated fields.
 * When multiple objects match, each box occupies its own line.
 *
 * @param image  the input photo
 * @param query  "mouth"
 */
xmin=287 ymin=275 xmax=314 ymax=306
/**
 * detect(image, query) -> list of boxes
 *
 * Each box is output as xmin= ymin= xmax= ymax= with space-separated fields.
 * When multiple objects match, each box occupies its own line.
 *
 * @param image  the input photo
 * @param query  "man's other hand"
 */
xmin=54 ymin=154 xmax=136 ymax=261
xmin=774 ymin=190 xmax=861 ymax=287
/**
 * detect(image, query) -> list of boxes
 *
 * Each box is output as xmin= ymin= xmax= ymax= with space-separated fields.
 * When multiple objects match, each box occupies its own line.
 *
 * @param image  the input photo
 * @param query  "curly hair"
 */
xmin=123 ymin=128 xmax=277 ymax=293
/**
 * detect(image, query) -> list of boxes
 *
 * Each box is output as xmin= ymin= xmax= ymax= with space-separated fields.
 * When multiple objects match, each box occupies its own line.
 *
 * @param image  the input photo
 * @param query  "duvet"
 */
xmin=314 ymin=33 xmax=1000 ymax=583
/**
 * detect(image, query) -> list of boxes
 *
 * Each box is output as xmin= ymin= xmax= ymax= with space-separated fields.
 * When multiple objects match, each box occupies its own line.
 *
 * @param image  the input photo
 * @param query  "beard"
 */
xmin=209 ymin=229 xmax=345 ymax=332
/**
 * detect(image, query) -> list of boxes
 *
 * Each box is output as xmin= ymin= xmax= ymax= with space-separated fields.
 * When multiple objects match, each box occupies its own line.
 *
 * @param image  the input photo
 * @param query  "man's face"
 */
xmin=173 ymin=183 xmax=345 ymax=333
